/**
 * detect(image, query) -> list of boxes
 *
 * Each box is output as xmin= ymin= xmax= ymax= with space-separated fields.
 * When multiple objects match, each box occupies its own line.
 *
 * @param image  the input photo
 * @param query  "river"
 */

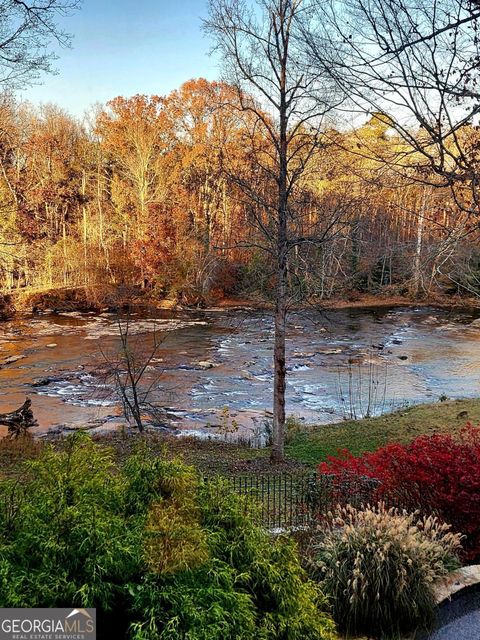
xmin=0 ymin=305 xmax=479 ymax=441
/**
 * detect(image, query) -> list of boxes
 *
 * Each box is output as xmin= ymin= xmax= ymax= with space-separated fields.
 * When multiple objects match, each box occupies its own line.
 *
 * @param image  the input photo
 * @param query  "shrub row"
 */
xmin=0 ymin=433 xmax=336 ymax=640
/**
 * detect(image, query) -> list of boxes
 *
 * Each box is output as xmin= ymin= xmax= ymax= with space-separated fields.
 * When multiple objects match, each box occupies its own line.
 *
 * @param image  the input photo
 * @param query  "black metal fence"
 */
xmin=210 ymin=472 xmax=380 ymax=530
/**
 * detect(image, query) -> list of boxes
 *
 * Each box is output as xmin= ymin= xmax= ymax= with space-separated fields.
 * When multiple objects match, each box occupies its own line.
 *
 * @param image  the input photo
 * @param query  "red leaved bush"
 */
xmin=319 ymin=425 xmax=480 ymax=560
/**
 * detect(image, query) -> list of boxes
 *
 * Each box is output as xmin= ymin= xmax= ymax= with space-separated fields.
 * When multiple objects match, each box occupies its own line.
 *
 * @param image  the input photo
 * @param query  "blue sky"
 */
xmin=20 ymin=0 xmax=218 ymax=117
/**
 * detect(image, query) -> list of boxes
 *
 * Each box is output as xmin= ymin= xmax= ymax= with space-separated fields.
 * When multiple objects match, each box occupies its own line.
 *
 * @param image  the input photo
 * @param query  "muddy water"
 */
xmin=0 ymin=306 xmax=479 ymax=440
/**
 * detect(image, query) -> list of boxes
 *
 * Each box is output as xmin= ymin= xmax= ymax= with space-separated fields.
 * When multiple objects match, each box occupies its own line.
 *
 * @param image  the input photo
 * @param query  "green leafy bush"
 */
xmin=129 ymin=564 xmax=257 ymax=640
xmin=0 ymin=434 xmax=142 ymax=610
xmin=0 ymin=434 xmax=337 ymax=640
xmin=312 ymin=503 xmax=461 ymax=639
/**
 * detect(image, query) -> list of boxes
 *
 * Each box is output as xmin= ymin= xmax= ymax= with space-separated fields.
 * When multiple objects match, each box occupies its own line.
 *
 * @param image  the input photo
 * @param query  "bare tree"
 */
xmin=205 ymin=0 xmax=344 ymax=462
xmin=305 ymin=0 xmax=480 ymax=217
xmin=99 ymin=314 xmax=163 ymax=433
xmin=0 ymin=0 xmax=81 ymax=88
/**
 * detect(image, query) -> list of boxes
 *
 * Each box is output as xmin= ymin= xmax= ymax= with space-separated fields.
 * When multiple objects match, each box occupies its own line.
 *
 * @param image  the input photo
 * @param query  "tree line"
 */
xmin=0 ymin=81 xmax=477 ymax=301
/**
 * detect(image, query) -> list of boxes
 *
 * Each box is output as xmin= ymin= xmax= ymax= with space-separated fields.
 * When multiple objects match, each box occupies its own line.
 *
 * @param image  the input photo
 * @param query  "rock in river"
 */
xmin=197 ymin=361 xmax=217 ymax=370
xmin=2 ymin=355 xmax=26 ymax=365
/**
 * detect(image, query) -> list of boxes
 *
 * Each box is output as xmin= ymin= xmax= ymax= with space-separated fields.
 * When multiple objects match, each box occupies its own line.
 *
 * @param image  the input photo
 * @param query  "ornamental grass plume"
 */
xmin=313 ymin=503 xmax=462 ymax=639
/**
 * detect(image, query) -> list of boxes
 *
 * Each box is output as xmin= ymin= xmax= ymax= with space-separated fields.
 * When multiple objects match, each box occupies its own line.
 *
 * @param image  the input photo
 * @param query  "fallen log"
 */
xmin=0 ymin=398 xmax=38 ymax=438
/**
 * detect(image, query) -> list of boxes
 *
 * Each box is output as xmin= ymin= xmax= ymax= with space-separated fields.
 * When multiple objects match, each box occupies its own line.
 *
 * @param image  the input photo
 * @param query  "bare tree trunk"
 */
xmin=206 ymin=0 xmax=335 ymax=463
xmin=82 ymin=169 xmax=88 ymax=285
xmin=412 ymin=187 xmax=427 ymax=297
xmin=62 ymin=218 xmax=68 ymax=287
xmin=272 ymin=253 xmax=287 ymax=461
xmin=96 ymin=148 xmax=112 ymax=280
xmin=271 ymin=55 xmax=289 ymax=463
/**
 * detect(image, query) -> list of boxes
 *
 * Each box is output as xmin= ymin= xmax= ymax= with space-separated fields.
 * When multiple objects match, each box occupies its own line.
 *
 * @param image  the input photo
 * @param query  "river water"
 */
xmin=0 ymin=305 xmax=479 ymax=440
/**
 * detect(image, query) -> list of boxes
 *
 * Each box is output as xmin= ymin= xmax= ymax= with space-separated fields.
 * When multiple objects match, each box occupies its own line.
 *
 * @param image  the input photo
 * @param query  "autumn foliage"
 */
xmin=0 ymin=79 xmax=479 ymax=302
xmin=318 ymin=425 xmax=480 ymax=560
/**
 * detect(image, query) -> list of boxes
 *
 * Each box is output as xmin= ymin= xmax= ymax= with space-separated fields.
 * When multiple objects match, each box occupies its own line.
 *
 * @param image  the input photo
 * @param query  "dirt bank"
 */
xmin=3 ymin=285 xmax=480 ymax=318
xmin=214 ymin=293 xmax=480 ymax=313
xmin=0 ymin=294 xmax=15 ymax=320
xmin=11 ymin=285 xmax=154 ymax=315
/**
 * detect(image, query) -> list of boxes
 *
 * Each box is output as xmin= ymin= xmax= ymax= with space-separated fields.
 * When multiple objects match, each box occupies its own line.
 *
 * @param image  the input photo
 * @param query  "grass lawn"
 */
xmin=285 ymin=398 xmax=480 ymax=466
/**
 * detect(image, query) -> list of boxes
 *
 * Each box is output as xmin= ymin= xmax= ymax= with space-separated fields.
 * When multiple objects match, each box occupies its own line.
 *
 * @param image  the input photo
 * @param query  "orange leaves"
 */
xmin=96 ymin=94 xmax=167 ymax=157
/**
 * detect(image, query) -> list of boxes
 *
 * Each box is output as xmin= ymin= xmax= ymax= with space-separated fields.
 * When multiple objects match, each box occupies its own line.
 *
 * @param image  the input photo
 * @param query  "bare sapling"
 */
xmin=99 ymin=312 xmax=164 ymax=432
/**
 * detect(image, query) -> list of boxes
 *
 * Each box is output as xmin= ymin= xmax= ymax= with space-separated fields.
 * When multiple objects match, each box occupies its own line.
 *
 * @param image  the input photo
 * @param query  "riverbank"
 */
xmin=3 ymin=284 xmax=480 ymax=318
xmin=110 ymin=398 xmax=480 ymax=471
xmin=4 ymin=397 xmax=475 ymax=477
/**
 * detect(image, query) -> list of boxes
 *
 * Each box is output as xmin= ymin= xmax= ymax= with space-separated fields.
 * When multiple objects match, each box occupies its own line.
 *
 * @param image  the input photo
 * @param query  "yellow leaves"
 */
xmin=144 ymin=498 xmax=210 ymax=575
xmin=144 ymin=469 xmax=210 ymax=575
